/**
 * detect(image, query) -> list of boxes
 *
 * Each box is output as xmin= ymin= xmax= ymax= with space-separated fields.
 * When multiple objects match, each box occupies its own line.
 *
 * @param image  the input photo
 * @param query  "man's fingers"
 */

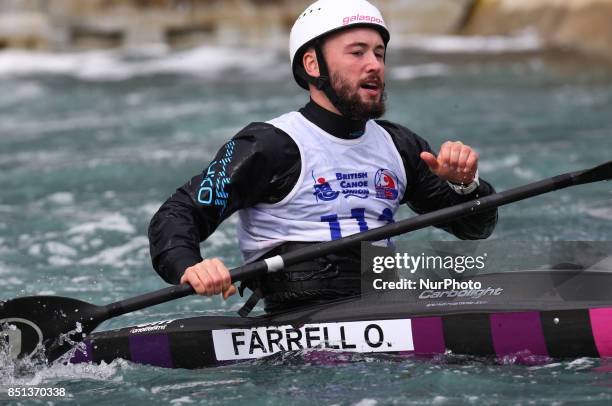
xmin=203 ymin=259 xmax=223 ymax=294
xmin=181 ymin=263 xmax=214 ymax=296
xmin=181 ymin=258 xmax=233 ymax=297
xmin=449 ymin=142 xmax=463 ymax=169
xmin=211 ymin=257 xmax=232 ymax=291
xmin=223 ymin=285 xmax=237 ymax=300
xmin=427 ymin=140 xmax=479 ymax=184
xmin=438 ymin=142 xmax=451 ymax=168
xmin=465 ymin=150 xmax=479 ymax=175
xmin=181 ymin=267 xmax=207 ymax=295
xmin=196 ymin=266 xmax=215 ymax=295
xmin=420 ymin=151 xmax=439 ymax=172
xmin=458 ymin=146 xmax=471 ymax=172
xmin=205 ymin=258 xmax=230 ymax=294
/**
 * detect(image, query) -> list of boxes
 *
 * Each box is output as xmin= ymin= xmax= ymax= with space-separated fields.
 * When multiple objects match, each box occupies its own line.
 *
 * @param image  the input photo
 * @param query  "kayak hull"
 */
xmin=70 ymin=306 xmax=612 ymax=369
xmin=70 ymin=270 xmax=612 ymax=369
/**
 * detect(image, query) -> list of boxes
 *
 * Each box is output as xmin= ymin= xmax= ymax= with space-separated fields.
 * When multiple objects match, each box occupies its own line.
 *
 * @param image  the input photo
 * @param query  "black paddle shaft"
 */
xmin=105 ymin=161 xmax=611 ymax=318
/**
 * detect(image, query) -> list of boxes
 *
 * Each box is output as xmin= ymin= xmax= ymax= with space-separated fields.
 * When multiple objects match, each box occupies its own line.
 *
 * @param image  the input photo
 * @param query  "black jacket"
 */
xmin=149 ymin=101 xmax=498 ymax=285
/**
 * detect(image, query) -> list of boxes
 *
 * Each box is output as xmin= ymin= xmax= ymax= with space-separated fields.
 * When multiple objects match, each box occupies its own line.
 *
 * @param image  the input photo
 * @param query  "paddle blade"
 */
xmin=0 ymin=296 xmax=107 ymax=363
xmin=571 ymin=161 xmax=612 ymax=185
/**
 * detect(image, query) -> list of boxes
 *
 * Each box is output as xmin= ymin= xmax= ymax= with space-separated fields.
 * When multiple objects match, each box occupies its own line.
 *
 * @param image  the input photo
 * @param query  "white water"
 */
xmin=0 ymin=33 xmax=543 ymax=81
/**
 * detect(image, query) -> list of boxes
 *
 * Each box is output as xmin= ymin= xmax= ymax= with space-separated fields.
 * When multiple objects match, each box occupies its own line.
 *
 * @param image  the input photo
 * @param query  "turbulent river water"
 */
xmin=1 ymin=38 xmax=612 ymax=405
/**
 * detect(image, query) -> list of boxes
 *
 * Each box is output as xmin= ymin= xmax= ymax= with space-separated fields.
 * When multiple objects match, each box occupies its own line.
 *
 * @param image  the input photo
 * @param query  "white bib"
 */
xmin=237 ymin=112 xmax=407 ymax=262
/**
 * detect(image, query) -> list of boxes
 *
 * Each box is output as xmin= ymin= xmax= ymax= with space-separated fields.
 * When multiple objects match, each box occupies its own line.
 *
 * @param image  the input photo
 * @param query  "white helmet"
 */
xmin=289 ymin=0 xmax=390 ymax=90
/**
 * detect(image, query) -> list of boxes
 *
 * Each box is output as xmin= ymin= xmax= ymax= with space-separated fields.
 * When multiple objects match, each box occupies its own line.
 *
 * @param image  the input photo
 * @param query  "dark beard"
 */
xmin=331 ymin=72 xmax=386 ymax=120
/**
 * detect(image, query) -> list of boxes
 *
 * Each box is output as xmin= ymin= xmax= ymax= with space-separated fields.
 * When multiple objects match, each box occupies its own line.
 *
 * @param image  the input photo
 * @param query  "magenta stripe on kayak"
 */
xmin=70 ymin=340 xmax=93 ymax=363
xmin=490 ymin=312 xmax=548 ymax=357
xmin=129 ymin=334 xmax=174 ymax=368
xmin=589 ymin=308 xmax=612 ymax=357
xmin=412 ymin=317 xmax=445 ymax=355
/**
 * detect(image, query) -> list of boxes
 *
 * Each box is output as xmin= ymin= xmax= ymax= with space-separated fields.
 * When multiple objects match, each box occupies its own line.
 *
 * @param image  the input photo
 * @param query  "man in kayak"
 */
xmin=148 ymin=0 xmax=498 ymax=314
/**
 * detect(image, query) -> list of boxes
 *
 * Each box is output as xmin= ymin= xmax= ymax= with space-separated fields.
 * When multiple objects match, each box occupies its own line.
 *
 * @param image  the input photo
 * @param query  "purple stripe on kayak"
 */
xmin=70 ymin=340 xmax=93 ymax=363
xmin=490 ymin=312 xmax=548 ymax=357
xmin=589 ymin=308 xmax=612 ymax=357
xmin=128 ymin=334 xmax=174 ymax=368
xmin=412 ymin=317 xmax=445 ymax=355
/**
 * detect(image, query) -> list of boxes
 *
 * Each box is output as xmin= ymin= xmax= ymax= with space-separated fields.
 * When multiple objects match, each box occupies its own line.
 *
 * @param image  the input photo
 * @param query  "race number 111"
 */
xmin=321 ymin=207 xmax=394 ymax=240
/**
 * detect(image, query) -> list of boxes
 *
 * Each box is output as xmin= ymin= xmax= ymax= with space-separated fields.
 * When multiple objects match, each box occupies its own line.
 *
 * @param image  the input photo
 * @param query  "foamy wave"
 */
xmin=565 ymin=357 xmax=597 ymax=371
xmin=512 ymin=166 xmax=537 ymax=180
xmin=170 ymin=397 xmax=196 ymax=405
xmin=46 ymin=241 xmax=78 ymax=257
xmin=151 ymin=379 xmax=247 ymax=394
xmin=0 ymin=33 xmax=542 ymax=81
xmin=0 ymin=260 xmax=18 ymax=276
xmin=48 ymin=256 xmax=74 ymax=267
xmin=4 ymin=357 xmax=128 ymax=387
xmin=67 ymin=212 xmax=136 ymax=235
xmin=79 ymin=236 xmax=149 ymax=266
xmin=46 ymin=192 xmax=75 ymax=205
xmin=389 ymin=63 xmax=449 ymax=81
xmin=399 ymin=32 xmax=542 ymax=54
xmin=3 ymin=277 xmax=22 ymax=286
xmin=0 ymin=81 xmax=45 ymax=108
xmin=577 ymin=203 xmax=612 ymax=221
xmin=354 ymin=399 xmax=378 ymax=406
xmin=479 ymin=154 xmax=521 ymax=172
xmin=0 ymin=45 xmax=282 ymax=81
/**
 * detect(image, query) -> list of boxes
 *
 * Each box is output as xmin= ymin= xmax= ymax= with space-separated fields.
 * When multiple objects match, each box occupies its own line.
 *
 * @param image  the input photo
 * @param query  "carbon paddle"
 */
xmin=1 ymin=160 xmax=610 ymax=362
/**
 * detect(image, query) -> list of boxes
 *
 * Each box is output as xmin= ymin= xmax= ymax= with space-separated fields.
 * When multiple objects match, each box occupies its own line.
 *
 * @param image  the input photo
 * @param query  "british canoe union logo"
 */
xmin=375 ymin=169 xmax=399 ymax=200
xmin=336 ymin=171 xmax=369 ymax=199
xmin=312 ymin=171 xmax=340 ymax=202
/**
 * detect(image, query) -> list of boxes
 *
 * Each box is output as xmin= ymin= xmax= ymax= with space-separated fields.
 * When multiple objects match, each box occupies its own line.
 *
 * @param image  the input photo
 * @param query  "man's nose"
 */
xmin=364 ymin=51 xmax=384 ymax=72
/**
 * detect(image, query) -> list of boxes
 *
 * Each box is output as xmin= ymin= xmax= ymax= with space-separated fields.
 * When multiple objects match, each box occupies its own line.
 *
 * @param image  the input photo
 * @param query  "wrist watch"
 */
xmin=447 ymin=169 xmax=480 ymax=195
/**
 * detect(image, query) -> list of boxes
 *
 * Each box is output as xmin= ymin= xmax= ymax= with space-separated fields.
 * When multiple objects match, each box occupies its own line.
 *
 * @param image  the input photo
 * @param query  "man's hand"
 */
xmin=180 ymin=258 xmax=237 ymax=300
xmin=420 ymin=141 xmax=479 ymax=184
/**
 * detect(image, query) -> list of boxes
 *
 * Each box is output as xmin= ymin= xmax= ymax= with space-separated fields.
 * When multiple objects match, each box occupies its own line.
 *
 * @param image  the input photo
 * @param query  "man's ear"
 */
xmin=302 ymin=48 xmax=320 ymax=77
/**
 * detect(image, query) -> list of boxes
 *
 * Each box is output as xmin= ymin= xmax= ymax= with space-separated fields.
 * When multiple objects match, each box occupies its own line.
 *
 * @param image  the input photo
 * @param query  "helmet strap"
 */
xmin=295 ymin=40 xmax=353 ymax=118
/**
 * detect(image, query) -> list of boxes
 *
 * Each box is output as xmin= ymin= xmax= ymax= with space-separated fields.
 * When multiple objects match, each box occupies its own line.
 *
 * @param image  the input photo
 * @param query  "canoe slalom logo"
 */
xmin=312 ymin=171 xmax=340 ymax=202
xmin=375 ymin=169 xmax=399 ymax=200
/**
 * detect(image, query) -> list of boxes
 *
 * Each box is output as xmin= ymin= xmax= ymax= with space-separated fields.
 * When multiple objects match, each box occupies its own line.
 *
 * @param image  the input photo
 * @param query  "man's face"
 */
xmin=322 ymin=27 xmax=386 ymax=120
